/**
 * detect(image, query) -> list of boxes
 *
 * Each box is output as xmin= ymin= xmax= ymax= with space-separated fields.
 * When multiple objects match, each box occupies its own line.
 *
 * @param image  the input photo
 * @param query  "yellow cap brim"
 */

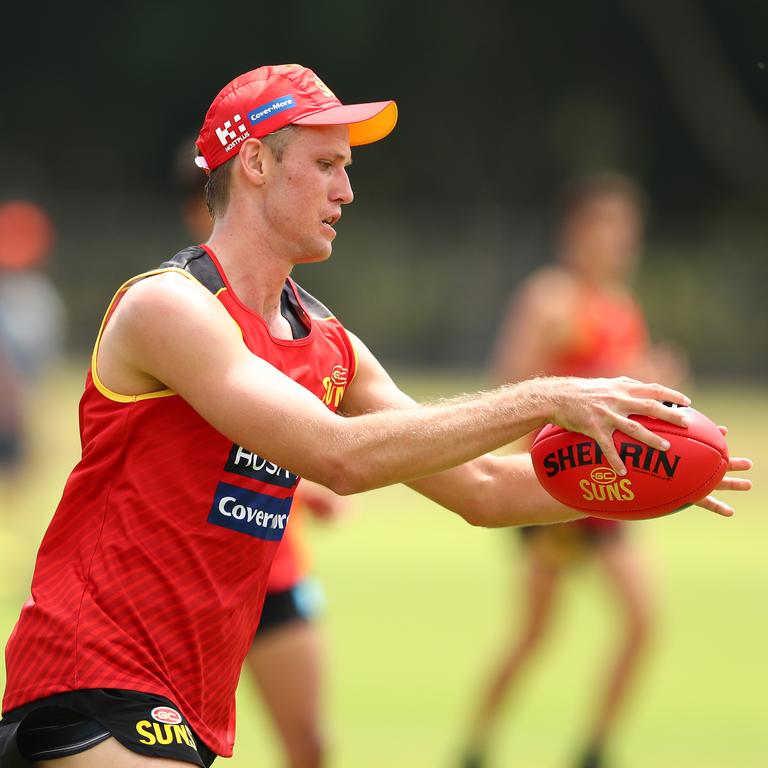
xmin=293 ymin=101 xmax=398 ymax=146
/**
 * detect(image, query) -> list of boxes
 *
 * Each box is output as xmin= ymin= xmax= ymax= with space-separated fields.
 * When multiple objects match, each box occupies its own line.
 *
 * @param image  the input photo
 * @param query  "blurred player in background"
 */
xmin=461 ymin=173 xmax=688 ymax=768
xmin=0 ymin=201 xmax=66 ymax=493
xmin=176 ymin=145 xmax=346 ymax=768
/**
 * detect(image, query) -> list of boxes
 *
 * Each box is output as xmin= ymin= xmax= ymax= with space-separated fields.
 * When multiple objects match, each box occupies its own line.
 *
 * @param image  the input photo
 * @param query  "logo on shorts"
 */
xmin=136 ymin=720 xmax=197 ymax=750
xmin=208 ymin=481 xmax=293 ymax=540
xmin=151 ymin=706 xmax=182 ymax=725
xmin=322 ymin=364 xmax=349 ymax=408
xmin=224 ymin=444 xmax=299 ymax=488
xmin=247 ymin=95 xmax=297 ymax=125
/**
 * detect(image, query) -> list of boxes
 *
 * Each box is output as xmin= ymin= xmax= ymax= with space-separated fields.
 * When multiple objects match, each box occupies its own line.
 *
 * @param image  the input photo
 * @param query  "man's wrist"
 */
xmin=501 ymin=376 xmax=570 ymax=431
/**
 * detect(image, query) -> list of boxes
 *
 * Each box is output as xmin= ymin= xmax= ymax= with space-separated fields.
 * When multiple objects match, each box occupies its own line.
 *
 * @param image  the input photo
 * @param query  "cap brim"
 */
xmin=293 ymin=101 xmax=398 ymax=146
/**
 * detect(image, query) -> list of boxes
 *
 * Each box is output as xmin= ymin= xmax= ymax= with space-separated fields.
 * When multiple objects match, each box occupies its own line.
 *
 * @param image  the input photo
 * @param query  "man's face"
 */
xmin=261 ymin=125 xmax=354 ymax=264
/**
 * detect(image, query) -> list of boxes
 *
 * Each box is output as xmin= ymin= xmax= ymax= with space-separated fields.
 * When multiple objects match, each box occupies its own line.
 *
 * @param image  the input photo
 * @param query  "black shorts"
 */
xmin=0 ymin=689 xmax=216 ymax=766
xmin=255 ymin=579 xmax=325 ymax=637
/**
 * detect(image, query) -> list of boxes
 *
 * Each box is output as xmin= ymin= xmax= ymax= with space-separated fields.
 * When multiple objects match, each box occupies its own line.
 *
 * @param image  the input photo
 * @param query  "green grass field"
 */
xmin=1 ymin=365 xmax=766 ymax=767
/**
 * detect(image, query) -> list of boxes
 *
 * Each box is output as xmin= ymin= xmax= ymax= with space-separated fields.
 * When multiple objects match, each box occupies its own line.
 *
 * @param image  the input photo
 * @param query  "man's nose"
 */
xmin=335 ymin=169 xmax=354 ymax=205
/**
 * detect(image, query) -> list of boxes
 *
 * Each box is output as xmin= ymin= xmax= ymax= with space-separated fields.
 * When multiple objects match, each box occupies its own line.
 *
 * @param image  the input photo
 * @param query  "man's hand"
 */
xmin=694 ymin=456 xmax=752 ymax=516
xmin=693 ymin=427 xmax=752 ymax=517
xmin=549 ymin=376 xmax=692 ymax=474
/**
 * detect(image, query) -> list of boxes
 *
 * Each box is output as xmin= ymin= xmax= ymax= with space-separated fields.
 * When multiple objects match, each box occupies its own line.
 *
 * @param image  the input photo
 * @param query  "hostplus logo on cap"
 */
xmin=215 ymin=114 xmax=250 ymax=153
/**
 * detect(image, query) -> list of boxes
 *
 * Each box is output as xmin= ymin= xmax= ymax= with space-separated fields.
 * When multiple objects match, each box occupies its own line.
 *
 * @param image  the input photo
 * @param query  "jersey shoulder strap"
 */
xmin=290 ymin=280 xmax=335 ymax=321
xmin=159 ymin=246 xmax=225 ymax=296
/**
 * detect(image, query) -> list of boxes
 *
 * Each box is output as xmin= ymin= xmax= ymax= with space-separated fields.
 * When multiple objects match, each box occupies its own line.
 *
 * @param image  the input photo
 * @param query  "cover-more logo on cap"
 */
xmin=196 ymin=64 xmax=397 ymax=172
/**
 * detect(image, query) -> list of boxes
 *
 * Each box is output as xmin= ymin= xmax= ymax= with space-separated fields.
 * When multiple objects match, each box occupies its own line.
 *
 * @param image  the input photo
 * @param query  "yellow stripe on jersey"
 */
xmin=90 ymin=267 xmax=197 ymax=403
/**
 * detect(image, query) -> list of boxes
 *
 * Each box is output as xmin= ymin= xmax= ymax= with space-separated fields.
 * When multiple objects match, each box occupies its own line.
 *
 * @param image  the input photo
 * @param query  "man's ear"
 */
xmin=237 ymin=138 xmax=269 ymax=187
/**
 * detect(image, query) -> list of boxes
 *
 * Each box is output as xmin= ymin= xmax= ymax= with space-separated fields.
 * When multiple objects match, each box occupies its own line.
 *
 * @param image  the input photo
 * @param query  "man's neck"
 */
xmin=206 ymin=222 xmax=294 ymax=337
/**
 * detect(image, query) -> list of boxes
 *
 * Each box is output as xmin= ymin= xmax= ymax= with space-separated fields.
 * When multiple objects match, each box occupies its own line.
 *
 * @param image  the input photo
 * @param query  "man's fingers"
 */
xmin=626 ymin=381 xmax=691 ymax=407
xmin=647 ymin=400 xmax=691 ymax=426
xmin=727 ymin=457 xmax=752 ymax=472
xmin=693 ymin=454 xmax=752 ymax=515
xmin=614 ymin=415 xmax=672 ymax=452
xmin=620 ymin=396 xmax=691 ymax=427
xmin=716 ymin=477 xmax=752 ymax=492
xmin=596 ymin=435 xmax=626 ymax=475
xmin=694 ymin=495 xmax=735 ymax=517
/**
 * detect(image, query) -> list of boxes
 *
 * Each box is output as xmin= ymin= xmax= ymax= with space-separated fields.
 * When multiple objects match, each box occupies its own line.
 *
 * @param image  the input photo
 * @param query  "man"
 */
xmin=461 ymin=174 xmax=688 ymax=768
xmin=0 ymin=65 xmax=750 ymax=767
xmin=174 ymin=147 xmax=345 ymax=768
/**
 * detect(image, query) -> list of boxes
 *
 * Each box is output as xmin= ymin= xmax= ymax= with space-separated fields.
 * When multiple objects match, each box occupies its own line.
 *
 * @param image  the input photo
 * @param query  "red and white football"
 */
xmin=531 ymin=407 xmax=729 ymax=520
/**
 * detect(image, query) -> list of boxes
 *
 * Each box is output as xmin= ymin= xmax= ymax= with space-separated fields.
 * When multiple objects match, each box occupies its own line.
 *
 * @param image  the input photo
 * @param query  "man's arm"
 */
xmin=340 ymin=333 xmax=750 ymax=524
xmin=99 ymin=272 xmax=693 ymax=498
xmin=338 ymin=332 xmax=572 ymax=526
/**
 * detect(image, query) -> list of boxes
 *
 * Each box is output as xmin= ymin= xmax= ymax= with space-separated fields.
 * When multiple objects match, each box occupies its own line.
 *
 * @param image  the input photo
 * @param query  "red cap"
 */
xmin=195 ymin=64 xmax=397 ymax=172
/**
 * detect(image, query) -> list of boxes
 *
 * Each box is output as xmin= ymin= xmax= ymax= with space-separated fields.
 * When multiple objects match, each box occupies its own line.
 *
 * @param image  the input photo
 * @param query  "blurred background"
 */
xmin=1 ymin=1 xmax=766 ymax=766
xmin=3 ymin=0 xmax=768 ymax=372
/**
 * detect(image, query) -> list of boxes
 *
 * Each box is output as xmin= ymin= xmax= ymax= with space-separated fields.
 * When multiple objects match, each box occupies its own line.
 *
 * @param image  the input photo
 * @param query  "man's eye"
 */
xmin=318 ymin=160 xmax=332 ymax=169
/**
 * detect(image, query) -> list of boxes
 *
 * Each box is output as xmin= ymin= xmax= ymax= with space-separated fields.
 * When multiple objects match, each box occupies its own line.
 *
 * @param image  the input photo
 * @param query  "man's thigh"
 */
xmin=34 ymin=735 xmax=195 ymax=767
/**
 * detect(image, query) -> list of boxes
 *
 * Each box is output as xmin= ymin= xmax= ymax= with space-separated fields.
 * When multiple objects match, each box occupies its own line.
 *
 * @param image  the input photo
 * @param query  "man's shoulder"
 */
xmin=159 ymin=246 xmax=224 ymax=296
xmin=117 ymin=269 xmax=215 ymax=325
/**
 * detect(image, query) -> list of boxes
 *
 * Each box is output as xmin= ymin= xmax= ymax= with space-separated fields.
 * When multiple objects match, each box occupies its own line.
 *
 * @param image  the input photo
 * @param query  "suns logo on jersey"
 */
xmin=322 ymin=364 xmax=348 ymax=408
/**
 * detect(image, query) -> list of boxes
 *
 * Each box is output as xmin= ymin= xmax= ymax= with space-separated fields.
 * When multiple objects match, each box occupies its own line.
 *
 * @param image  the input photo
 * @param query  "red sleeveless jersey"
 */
xmin=2 ymin=246 xmax=356 ymax=756
xmin=547 ymin=283 xmax=648 ymax=378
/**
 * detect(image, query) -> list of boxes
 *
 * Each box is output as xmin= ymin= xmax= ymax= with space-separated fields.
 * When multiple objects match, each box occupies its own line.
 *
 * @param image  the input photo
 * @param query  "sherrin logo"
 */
xmin=151 ymin=706 xmax=182 ymax=725
xmin=579 ymin=467 xmax=635 ymax=503
xmin=542 ymin=441 xmax=680 ymax=480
